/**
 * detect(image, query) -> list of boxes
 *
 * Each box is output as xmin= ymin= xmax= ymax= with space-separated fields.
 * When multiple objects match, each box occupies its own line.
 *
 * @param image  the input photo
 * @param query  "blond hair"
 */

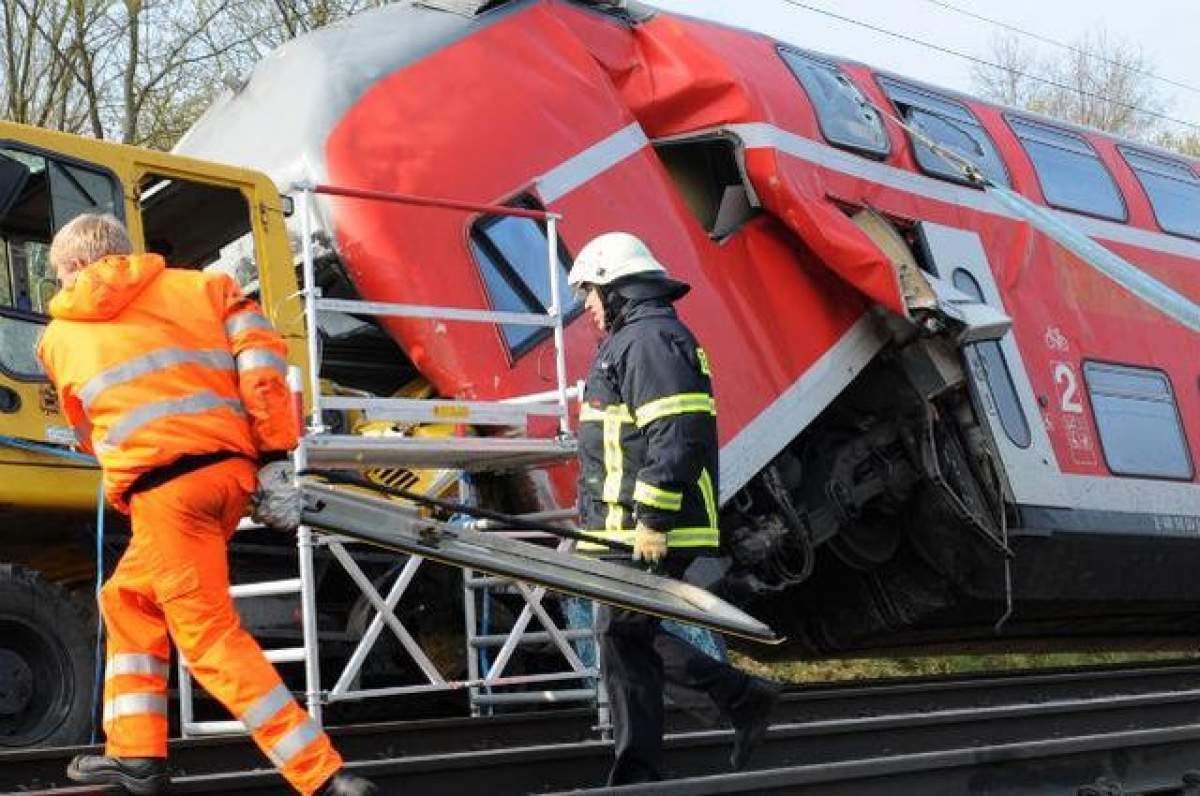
xmin=49 ymin=213 xmax=132 ymax=273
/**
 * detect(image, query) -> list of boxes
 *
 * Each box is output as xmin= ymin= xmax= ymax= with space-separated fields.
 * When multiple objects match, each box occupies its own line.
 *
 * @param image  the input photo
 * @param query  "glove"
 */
xmin=250 ymin=460 xmax=301 ymax=531
xmin=631 ymin=522 xmax=668 ymax=566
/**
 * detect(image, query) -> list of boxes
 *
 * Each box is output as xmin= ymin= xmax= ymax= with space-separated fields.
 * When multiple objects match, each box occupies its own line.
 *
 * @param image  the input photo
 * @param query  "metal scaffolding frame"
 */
xmin=177 ymin=182 xmax=595 ymax=738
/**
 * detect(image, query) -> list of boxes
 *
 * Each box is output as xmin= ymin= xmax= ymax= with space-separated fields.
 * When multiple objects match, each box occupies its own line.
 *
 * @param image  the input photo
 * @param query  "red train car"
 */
xmin=178 ymin=0 xmax=1200 ymax=657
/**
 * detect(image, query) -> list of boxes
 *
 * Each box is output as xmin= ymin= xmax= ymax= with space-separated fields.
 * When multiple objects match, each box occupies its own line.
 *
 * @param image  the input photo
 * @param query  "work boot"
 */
xmin=66 ymin=754 xmax=169 ymax=795
xmin=316 ymin=770 xmax=379 ymax=795
xmin=730 ymin=677 xmax=782 ymax=771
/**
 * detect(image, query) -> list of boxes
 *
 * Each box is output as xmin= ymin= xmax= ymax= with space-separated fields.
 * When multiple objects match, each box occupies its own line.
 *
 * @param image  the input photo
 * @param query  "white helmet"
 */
xmin=568 ymin=232 xmax=688 ymax=300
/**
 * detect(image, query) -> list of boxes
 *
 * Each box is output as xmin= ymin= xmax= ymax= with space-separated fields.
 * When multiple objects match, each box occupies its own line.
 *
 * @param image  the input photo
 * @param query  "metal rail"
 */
xmin=11 ymin=660 xmax=1200 ymax=794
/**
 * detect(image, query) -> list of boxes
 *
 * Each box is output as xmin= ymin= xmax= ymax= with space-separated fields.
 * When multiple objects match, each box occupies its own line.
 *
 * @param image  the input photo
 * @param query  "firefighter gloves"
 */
xmin=632 ymin=522 xmax=668 ymax=565
xmin=251 ymin=460 xmax=302 ymax=531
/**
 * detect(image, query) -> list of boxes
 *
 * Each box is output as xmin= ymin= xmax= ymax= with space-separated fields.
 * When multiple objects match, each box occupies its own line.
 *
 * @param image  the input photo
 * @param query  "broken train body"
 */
xmin=178 ymin=0 xmax=1200 ymax=658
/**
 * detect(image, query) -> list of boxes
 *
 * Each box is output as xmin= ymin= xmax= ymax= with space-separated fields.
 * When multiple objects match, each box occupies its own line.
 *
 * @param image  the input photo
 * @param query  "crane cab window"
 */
xmin=138 ymin=174 xmax=255 ymax=286
xmin=0 ymin=146 xmax=121 ymax=379
xmin=1083 ymin=362 xmax=1192 ymax=480
xmin=877 ymin=78 xmax=1010 ymax=188
xmin=778 ymin=48 xmax=889 ymax=158
xmin=1007 ymin=117 xmax=1126 ymax=221
xmin=469 ymin=199 xmax=578 ymax=357
xmin=1119 ymin=147 xmax=1200 ymax=240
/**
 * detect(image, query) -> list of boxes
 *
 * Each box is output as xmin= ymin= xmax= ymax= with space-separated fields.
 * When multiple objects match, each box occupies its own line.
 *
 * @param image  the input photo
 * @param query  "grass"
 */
xmin=731 ymin=650 xmax=1197 ymax=684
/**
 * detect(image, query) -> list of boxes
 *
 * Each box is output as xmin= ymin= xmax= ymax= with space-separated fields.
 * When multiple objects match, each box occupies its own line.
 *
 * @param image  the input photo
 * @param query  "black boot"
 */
xmin=67 ymin=755 xmax=169 ymax=795
xmin=316 ymin=770 xmax=379 ymax=795
xmin=730 ymin=677 xmax=782 ymax=771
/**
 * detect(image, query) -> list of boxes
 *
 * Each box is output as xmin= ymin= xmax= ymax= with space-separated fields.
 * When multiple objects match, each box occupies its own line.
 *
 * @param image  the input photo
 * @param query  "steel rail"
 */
xmin=7 ymin=660 xmax=1200 ymax=794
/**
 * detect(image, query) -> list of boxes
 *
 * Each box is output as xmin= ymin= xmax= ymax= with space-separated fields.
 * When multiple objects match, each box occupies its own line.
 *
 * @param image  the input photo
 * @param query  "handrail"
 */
xmin=302 ymin=181 xmax=563 ymax=220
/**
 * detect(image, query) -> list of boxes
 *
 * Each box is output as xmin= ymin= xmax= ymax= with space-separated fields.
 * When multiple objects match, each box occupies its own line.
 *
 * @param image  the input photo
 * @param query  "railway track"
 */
xmin=6 ymin=660 xmax=1200 ymax=794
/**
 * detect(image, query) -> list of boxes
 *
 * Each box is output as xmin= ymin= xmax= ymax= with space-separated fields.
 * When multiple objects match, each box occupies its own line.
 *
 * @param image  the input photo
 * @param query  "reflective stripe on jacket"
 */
xmin=37 ymin=254 xmax=297 ymax=511
xmin=577 ymin=299 xmax=720 ymax=554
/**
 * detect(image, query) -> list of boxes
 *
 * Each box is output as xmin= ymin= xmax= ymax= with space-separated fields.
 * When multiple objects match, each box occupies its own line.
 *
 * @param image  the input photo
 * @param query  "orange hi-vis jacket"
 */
xmin=38 ymin=254 xmax=298 ymax=511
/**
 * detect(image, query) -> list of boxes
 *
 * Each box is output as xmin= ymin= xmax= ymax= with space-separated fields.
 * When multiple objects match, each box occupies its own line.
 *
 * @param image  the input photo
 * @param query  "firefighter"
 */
xmin=38 ymin=214 xmax=375 ymax=796
xmin=568 ymin=231 xmax=781 ymax=785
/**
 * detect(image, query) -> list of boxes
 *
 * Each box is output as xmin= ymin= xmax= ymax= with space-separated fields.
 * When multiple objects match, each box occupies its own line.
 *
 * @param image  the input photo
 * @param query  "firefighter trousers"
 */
xmin=595 ymin=558 xmax=754 ymax=786
xmin=99 ymin=457 xmax=342 ymax=795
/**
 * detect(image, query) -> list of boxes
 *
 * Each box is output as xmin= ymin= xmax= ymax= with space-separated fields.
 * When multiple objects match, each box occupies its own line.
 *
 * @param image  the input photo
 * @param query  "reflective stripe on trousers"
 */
xmin=99 ymin=457 xmax=341 ymax=793
xmin=241 ymin=683 xmax=328 ymax=771
xmin=105 ymin=653 xmax=170 ymax=682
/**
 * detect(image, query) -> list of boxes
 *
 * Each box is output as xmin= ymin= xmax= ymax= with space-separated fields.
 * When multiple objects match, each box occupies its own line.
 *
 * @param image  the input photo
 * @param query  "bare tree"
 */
xmin=1154 ymin=131 xmax=1200 ymax=158
xmin=971 ymin=29 xmax=1168 ymax=141
xmin=3 ymin=0 xmax=384 ymax=149
xmin=970 ymin=32 xmax=1046 ymax=111
xmin=2 ymin=0 xmax=90 ymax=132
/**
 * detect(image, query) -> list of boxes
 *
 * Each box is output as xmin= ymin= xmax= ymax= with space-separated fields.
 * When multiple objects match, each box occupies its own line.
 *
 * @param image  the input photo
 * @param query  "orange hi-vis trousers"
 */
xmin=99 ymin=457 xmax=342 ymax=795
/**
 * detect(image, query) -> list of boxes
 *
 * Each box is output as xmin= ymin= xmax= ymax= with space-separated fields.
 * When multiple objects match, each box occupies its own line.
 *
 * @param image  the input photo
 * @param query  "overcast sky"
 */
xmin=645 ymin=0 xmax=1200 ymax=136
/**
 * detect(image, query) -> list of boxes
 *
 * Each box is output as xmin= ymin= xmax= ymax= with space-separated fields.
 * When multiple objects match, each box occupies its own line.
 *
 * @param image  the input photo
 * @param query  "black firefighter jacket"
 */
xmin=577 ymin=299 xmax=720 ymax=555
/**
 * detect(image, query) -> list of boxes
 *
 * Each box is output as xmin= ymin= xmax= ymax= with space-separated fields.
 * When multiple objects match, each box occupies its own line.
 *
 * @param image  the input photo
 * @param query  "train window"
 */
xmin=951 ymin=269 xmax=1031 ymax=448
xmin=1119 ymin=147 xmax=1200 ymax=240
xmin=654 ymin=136 xmax=757 ymax=238
xmin=0 ymin=146 xmax=121 ymax=380
xmin=1007 ymin=117 xmax=1126 ymax=221
xmin=1083 ymin=362 xmax=1192 ymax=480
xmin=877 ymin=78 xmax=1009 ymax=187
xmin=778 ymin=49 xmax=889 ymax=158
xmin=469 ymin=200 xmax=578 ymax=356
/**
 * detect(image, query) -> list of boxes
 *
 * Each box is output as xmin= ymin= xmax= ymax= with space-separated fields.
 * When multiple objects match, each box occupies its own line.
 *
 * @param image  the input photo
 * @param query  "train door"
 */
xmin=916 ymin=221 xmax=1068 ymax=510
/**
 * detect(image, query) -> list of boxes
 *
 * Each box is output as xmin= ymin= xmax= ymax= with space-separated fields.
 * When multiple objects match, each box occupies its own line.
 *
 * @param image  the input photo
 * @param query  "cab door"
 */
xmin=0 ymin=140 xmax=122 ymax=511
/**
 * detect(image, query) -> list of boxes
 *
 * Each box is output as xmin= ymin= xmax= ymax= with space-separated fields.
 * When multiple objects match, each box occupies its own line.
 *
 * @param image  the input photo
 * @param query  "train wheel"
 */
xmin=828 ymin=512 xmax=903 ymax=571
xmin=0 ymin=564 xmax=94 ymax=748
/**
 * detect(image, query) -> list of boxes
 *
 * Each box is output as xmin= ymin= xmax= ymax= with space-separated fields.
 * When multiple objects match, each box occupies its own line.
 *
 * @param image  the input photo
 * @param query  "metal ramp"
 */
xmin=302 ymin=433 xmax=577 ymax=471
xmin=300 ymin=481 xmax=779 ymax=642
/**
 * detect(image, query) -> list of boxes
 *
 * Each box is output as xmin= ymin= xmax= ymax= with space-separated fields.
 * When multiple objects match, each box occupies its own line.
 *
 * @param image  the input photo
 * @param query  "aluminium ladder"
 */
xmin=178 ymin=182 xmax=594 ymax=737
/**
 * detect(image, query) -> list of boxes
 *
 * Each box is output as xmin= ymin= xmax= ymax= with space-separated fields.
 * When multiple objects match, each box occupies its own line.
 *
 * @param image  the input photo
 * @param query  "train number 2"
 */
xmin=1053 ymin=362 xmax=1084 ymax=414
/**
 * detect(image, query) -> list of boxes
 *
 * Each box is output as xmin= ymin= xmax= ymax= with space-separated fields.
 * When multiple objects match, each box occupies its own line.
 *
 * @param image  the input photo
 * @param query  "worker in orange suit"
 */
xmin=38 ymin=214 xmax=376 ymax=796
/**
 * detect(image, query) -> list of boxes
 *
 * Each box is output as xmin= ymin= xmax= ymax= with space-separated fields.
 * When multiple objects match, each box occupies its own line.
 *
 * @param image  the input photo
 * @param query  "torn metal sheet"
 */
xmin=301 ymin=481 xmax=781 ymax=644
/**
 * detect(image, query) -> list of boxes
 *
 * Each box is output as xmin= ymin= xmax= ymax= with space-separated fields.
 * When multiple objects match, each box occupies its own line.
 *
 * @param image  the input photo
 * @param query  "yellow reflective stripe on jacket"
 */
xmin=698 ymin=467 xmax=718 ymax=529
xmin=633 ymin=480 xmax=683 ymax=512
xmin=605 ymin=503 xmax=624 ymax=532
xmin=578 ymin=526 xmax=719 ymax=550
xmin=580 ymin=403 xmax=633 ymax=423
xmin=634 ymin=393 xmax=716 ymax=428
xmin=600 ymin=408 xmax=628 ymax=504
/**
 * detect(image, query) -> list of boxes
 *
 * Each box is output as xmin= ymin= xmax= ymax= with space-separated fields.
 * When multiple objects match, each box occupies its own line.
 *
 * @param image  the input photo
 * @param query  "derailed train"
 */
xmin=178 ymin=0 xmax=1200 ymax=658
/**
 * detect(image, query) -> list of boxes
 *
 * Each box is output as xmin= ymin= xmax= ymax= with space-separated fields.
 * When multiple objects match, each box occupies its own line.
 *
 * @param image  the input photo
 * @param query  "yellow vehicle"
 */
xmin=0 ymin=120 xmax=311 ymax=747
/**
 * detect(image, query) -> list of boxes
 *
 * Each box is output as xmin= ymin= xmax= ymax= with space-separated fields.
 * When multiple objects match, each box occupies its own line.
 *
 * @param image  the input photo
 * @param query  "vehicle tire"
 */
xmin=0 ymin=564 xmax=96 ymax=748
